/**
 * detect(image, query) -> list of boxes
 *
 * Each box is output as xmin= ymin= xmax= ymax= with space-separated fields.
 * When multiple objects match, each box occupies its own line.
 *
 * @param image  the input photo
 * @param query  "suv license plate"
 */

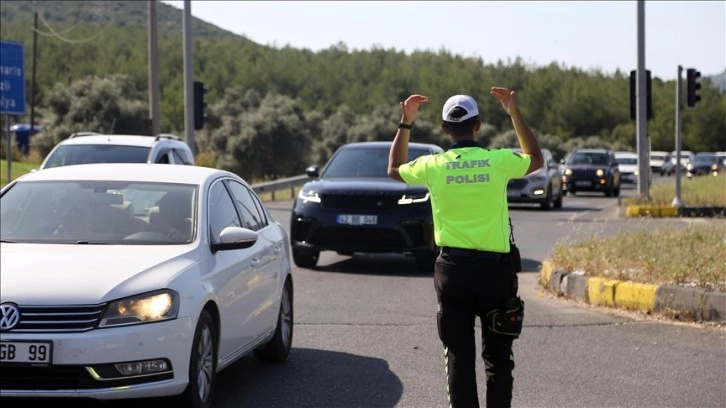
xmin=0 ymin=341 xmax=52 ymax=365
xmin=337 ymin=214 xmax=377 ymax=225
xmin=575 ymin=181 xmax=591 ymax=187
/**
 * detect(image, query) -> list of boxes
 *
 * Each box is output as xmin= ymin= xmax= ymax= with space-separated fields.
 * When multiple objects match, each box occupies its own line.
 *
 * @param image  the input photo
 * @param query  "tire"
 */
xmin=553 ymin=187 xmax=563 ymax=209
xmin=179 ymin=310 xmax=217 ymax=408
xmin=292 ymin=247 xmax=319 ymax=268
xmin=415 ymin=250 xmax=438 ymax=271
xmin=540 ymin=185 xmax=553 ymax=210
xmin=254 ymin=278 xmax=293 ymax=362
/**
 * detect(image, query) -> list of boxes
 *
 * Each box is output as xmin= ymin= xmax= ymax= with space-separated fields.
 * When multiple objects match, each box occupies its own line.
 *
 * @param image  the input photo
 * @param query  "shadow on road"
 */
xmin=314 ymin=252 xmax=434 ymax=278
xmin=215 ymin=348 xmax=403 ymax=408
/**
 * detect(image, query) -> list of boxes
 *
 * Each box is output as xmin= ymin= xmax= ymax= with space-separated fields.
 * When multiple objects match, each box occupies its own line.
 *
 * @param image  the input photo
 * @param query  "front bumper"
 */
xmin=506 ymin=178 xmax=549 ymax=203
xmin=0 ymin=316 xmax=195 ymax=400
xmin=291 ymin=200 xmax=435 ymax=254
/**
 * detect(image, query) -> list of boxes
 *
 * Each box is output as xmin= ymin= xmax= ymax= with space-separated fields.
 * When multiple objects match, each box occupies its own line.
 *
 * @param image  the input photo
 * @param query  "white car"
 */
xmin=0 ymin=164 xmax=293 ymax=407
xmin=614 ymin=151 xmax=642 ymax=184
xmin=39 ymin=133 xmax=195 ymax=169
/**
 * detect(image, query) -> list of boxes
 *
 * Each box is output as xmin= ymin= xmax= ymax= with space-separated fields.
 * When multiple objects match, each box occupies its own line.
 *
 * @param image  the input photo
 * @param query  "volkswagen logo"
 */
xmin=0 ymin=303 xmax=21 ymax=331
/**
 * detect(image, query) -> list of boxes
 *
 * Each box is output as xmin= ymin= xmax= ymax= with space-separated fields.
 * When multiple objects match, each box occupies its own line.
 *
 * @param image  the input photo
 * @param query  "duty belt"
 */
xmin=440 ymin=247 xmax=508 ymax=261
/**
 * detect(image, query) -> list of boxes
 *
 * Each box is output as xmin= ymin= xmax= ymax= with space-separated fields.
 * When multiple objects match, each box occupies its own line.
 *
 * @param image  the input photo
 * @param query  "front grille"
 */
xmin=507 ymin=179 xmax=528 ymax=189
xmin=321 ymin=194 xmax=397 ymax=211
xmin=312 ymin=227 xmax=406 ymax=250
xmin=7 ymin=304 xmax=106 ymax=333
xmin=571 ymin=169 xmax=597 ymax=179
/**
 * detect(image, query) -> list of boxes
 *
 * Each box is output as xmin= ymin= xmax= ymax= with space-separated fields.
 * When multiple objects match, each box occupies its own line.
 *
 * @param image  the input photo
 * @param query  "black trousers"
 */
xmin=434 ymin=250 xmax=517 ymax=408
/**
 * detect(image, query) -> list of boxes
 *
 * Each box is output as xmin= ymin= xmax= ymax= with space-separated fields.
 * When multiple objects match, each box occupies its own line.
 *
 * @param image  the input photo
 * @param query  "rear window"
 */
xmin=43 ymin=145 xmax=151 ymax=169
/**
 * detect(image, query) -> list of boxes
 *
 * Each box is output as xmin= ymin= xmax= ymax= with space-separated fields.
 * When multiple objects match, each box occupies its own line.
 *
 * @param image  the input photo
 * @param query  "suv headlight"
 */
xmin=595 ymin=169 xmax=605 ymax=177
xmin=564 ymin=169 xmax=572 ymax=176
xmin=298 ymin=189 xmax=321 ymax=203
xmin=398 ymin=192 xmax=430 ymax=205
xmin=99 ymin=290 xmax=179 ymax=328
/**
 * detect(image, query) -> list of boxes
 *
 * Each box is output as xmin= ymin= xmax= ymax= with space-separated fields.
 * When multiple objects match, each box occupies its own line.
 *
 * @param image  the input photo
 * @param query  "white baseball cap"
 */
xmin=441 ymin=95 xmax=479 ymax=122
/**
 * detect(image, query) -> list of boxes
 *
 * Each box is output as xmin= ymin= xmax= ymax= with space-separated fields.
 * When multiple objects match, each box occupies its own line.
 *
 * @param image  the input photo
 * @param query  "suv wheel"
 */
xmin=540 ymin=185 xmax=553 ymax=210
xmin=292 ymin=247 xmax=319 ymax=268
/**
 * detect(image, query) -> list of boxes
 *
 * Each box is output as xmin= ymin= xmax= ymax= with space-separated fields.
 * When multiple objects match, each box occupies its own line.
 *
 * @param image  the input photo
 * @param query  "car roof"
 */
xmin=12 ymin=163 xmax=236 ymax=185
xmin=573 ymin=149 xmax=609 ymax=153
xmin=340 ymin=141 xmax=443 ymax=151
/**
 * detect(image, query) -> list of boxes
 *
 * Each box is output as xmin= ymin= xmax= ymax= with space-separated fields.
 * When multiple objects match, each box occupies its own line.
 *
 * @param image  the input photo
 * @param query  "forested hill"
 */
xmin=1 ymin=1 xmax=724 ymax=180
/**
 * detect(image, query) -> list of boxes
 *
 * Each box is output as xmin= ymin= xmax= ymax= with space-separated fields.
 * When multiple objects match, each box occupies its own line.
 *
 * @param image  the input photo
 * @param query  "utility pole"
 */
xmin=30 ymin=12 xmax=38 ymax=139
xmin=148 ymin=0 xmax=161 ymax=136
xmin=183 ymin=0 xmax=195 ymax=155
xmin=672 ymin=66 xmax=684 ymax=208
xmin=635 ymin=0 xmax=649 ymax=200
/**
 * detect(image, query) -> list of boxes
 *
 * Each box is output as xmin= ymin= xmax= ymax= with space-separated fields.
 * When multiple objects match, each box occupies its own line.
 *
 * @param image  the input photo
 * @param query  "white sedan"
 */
xmin=0 ymin=164 xmax=293 ymax=407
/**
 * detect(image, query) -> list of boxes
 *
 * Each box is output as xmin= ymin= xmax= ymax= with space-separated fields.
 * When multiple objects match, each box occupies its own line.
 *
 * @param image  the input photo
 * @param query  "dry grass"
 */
xmin=621 ymin=173 xmax=726 ymax=207
xmin=552 ymin=223 xmax=726 ymax=292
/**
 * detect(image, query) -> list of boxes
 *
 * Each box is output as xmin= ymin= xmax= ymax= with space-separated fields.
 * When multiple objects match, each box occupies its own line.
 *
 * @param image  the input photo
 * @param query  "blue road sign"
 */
xmin=0 ymin=40 xmax=26 ymax=116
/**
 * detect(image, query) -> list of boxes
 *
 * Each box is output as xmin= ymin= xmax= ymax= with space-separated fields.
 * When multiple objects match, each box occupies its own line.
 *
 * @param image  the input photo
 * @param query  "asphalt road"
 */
xmin=6 ymin=177 xmax=724 ymax=408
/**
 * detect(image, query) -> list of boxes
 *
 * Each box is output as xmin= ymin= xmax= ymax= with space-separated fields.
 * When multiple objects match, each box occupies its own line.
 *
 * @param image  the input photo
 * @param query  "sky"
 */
xmin=161 ymin=1 xmax=725 ymax=81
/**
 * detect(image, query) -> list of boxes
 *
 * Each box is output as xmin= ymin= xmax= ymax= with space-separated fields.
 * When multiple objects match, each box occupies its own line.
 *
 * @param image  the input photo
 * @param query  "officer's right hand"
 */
xmin=490 ymin=87 xmax=520 ymax=116
xmin=400 ymin=94 xmax=428 ymax=124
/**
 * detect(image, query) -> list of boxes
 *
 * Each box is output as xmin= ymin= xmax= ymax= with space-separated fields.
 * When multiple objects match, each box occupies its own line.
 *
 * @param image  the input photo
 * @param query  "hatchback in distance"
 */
xmin=290 ymin=141 xmax=444 ymax=271
xmin=561 ymin=149 xmax=621 ymax=196
xmin=1 ymin=164 xmax=292 ymax=407
xmin=40 ymin=132 xmax=195 ymax=169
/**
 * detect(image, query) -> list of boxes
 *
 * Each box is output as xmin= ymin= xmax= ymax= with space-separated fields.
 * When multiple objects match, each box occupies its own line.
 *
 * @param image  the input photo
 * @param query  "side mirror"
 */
xmin=211 ymin=226 xmax=258 ymax=253
xmin=305 ymin=165 xmax=320 ymax=178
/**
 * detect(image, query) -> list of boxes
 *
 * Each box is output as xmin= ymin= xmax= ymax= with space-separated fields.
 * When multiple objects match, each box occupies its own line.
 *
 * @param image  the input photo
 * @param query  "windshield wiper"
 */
xmin=0 ymin=239 xmax=16 ymax=243
xmin=76 ymin=241 xmax=109 ymax=245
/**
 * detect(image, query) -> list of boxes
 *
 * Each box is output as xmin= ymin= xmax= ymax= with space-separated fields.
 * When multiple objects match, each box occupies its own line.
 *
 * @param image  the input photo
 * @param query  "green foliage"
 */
xmin=2 ymin=1 xmax=725 ymax=178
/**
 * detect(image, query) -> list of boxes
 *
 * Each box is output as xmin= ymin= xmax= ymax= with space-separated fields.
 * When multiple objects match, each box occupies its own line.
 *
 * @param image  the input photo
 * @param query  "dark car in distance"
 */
xmin=507 ymin=148 xmax=563 ymax=210
xmin=561 ymin=149 xmax=621 ymax=196
xmin=290 ymin=141 xmax=444 ymax=271
xmin=686 ymin=153 xmax=725 ymax=177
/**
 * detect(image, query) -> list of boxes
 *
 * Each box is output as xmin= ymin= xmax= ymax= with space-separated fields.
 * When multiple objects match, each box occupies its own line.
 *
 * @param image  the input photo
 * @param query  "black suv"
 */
xmin=290 ymin=141 xmax=444 ymax=270
xmin=562 ymin=149 xmax=621 ymax=196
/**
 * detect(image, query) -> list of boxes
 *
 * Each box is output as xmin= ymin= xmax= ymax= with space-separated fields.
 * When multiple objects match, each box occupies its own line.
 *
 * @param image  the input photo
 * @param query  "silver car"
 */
xmin=507 ymin=148 xmax=563 ymax=210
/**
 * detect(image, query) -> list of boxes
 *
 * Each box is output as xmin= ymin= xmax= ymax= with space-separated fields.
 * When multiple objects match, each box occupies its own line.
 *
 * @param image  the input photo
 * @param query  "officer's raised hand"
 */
xmin=490 ymin=87 xmax=519 ymax=116
xmin=400 ymin=94 xmax=429 ymax=124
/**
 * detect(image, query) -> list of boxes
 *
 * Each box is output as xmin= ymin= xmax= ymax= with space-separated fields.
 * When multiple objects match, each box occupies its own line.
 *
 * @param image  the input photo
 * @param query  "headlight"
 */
xmin=595 ymin=169 xmax=605 ymax=177
xmin=398 ymin=192 xmax=430 ymax=205
xmin=564 ymin=169 xmax=572 ymax=176
xmin=298 ymin=189 xmax=321 ymax=203
xmin=711 ymin=164 xmax=718 ymax=171
xmin=634 ymin=170 xmax=639 ymax=176
xmin=99 ymin=290 xmax=179 ymax=328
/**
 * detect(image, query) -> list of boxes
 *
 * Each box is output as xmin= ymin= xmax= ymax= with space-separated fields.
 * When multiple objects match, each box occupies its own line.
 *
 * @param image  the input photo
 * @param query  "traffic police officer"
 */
xmin=388 ymin=87 xmax=543 ymax=407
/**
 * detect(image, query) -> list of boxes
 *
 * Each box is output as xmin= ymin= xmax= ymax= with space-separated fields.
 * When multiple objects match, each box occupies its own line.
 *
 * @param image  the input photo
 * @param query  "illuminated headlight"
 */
xmin=298 ymin=190 xmax=321 ymax=203
xmin=533 ymin=189 xmax=545 ymax=196
xmin=398 ymin=192 xmax=430 ymax=205
xmin=564 ymin=169 xmax=573 ymax=176
xmin=711 ymin=164 xmax=718 ymax=171
xmin=595 ymin=169 xmax=605 ymax=177
xmin=99 ymin=290 xmax=179 ymax=328
xmin=634 ymin=170 xmax=639 ymax=176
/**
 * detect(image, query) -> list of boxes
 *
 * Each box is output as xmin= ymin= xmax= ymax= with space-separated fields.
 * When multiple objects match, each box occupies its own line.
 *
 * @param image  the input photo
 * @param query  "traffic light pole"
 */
xmin=182 ymin=0 xmax=195 ymax=156
xmin=672 ymin=65 xmax=684 ymax=208
xmin=635 ymin=0 xmax=649 ymax=200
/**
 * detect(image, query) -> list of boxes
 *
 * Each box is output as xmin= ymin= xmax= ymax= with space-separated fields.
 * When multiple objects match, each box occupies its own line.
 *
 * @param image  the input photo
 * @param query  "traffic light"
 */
xmin=193 ymin=81 xmax=207 ymax=130
xmin=686 ymin=68 xmax=701 ymax=108
xmin=630 ymin=70 xmax=652 ymax=120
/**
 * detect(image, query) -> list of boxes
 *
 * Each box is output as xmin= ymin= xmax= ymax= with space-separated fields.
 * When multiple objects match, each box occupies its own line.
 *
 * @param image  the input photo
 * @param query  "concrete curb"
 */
xmin=539 ymin=260 xmax=726 ymax=323
xmin=624 ymin=205 xmax=726 ymax=218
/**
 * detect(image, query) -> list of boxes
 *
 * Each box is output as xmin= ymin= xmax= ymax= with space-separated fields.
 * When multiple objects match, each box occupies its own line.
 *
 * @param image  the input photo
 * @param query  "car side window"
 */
xmin=226 ymin=181 xmax=266 ymax=231
xmin=157 ymin=152 xmax=171 ymax=164
xmin=208 ymin=181 xmax=242 ymax=242
xmin=171 ymin=149 xmax=187 ymax=165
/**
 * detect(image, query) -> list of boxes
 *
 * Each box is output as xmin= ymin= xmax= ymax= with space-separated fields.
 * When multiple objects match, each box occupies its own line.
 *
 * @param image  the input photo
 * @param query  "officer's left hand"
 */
xmin=400 ymin=94 xmax=428 ymax=124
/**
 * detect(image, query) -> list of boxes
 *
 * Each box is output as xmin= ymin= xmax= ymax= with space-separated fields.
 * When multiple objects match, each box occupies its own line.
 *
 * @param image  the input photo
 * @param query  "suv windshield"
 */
xmin=568 ymin=152 xmax=608 ymax=165
xmin=1 ymin=181 xmax=196 ymax=244
xmin=43 ymin=145 xmax=151 ymax=169
xmin=323 ymin=147 xmax=431 ymax=178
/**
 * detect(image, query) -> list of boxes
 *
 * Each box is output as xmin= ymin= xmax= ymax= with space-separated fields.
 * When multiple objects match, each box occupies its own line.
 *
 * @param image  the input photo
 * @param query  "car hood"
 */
xmin=0 ymin=243 xmax=199 ymax=305
xmin=303 ymin=178 xmax=428 ymax=194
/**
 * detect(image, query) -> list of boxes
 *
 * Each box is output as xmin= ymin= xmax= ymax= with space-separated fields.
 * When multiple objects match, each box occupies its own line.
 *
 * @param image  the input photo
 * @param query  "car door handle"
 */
xmin=273 ymin=246 xmax=283 ymax=254
xmin=251 ymin=258 xmax=261 ymax=267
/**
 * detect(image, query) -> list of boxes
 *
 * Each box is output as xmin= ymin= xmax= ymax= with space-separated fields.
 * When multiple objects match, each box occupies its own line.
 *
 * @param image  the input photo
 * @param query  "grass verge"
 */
xmin=620 ymin=173 xmax=726 ymax=207
xmin=0 ymin=159 xmax=39 ymax=187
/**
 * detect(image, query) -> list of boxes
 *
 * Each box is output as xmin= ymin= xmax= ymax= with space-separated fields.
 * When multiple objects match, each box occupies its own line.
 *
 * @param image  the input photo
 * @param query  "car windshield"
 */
xmin=651 ymin=154 xmax=667 ymax=160
xmin=693 ymin=155 xmax=718 ymax=164
xmin=568 ymin=152 xmax=608 ymax=165
xmin=1 ymin=181 xmax=197 ymax=244
xmin=615 ymin=157 xmax=637 ymax=165
xmin=43 ymin=145 xmax=151 ymax=169
xmin=322 ymin=146 xmax=432 ymax=178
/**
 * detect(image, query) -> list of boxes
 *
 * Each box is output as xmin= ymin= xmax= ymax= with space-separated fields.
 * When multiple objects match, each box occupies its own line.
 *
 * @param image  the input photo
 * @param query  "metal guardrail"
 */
xmin=250 ymin=174 xmax=310 ymax=201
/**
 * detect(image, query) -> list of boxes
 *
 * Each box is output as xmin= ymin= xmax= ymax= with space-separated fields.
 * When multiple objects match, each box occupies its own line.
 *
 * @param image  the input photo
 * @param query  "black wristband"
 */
xmin=398 ymin=122 xmax=413 ymax=129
